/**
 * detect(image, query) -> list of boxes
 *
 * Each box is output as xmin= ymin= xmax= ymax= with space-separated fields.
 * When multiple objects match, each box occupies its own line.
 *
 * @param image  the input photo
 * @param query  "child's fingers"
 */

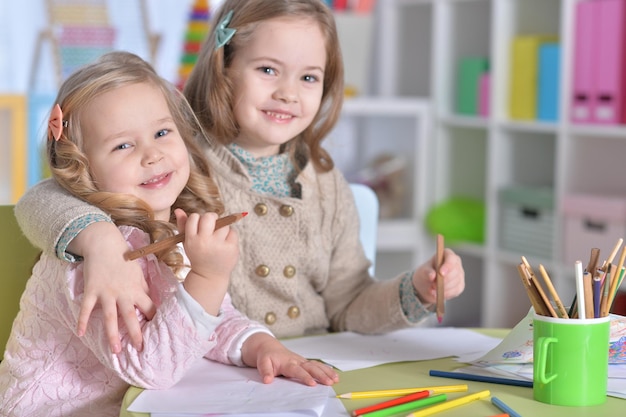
xmin=183 ymin=212 xmax=201 ymax=237
xmin=256 ymin=357 xmax=277 ymax=384
xmin=283 ymin=361 xmax=317 ymax=386
xmin=76 ymin=295 xmax=97 ymax=337
xmin=301 ymin=360 xmax=339 ymax=386
xmin=119 ymin=303 xmax=143 ymax=351
xmin=101 ymin=301 xmax=122 ymax=354
xmin=135 ymin=292 xmax=156 ymax=320
xmin=174 ymin=208 xmax=188 ymax=233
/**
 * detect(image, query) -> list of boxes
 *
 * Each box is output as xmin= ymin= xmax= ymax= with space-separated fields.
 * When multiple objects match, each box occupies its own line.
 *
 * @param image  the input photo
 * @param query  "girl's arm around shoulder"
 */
xmin=15 ymin=178 xmax=108 ymax=257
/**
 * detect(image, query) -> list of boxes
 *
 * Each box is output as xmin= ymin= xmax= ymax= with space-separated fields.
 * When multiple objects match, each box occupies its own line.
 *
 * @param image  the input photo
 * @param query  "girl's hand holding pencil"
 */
xmin=411 ymin=237 xmax=465 ymax=313
xmin=124 ymin=212 xmax=247 ymax=261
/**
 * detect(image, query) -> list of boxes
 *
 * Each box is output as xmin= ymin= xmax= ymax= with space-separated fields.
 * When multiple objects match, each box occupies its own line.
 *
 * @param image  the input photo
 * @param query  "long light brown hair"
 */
xmin=47 ymin=51 xmax=224 ymax=267
xmin=184 ymin=0 xmax=344 ymax=172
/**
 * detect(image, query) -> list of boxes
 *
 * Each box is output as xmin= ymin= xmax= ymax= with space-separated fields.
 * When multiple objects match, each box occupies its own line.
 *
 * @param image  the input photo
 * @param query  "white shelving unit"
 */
xmin=327 ymin=97 xmax=433 ymax=272
xmin=369 ymin=0 xmax=626 ymax=327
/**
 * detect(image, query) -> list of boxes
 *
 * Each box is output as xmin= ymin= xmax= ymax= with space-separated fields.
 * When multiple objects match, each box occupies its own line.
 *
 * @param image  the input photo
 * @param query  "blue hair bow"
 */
xmin=215 ymin=10 xmax=236 ymax=50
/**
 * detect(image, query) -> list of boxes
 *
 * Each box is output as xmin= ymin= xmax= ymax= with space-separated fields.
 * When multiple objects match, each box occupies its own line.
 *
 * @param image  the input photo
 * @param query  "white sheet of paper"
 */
xmin=281 ymin=327 xmax=502 ymax=371
xmin=149 ymin=397 xmax=348 ymax=417
xmin=127 ymin=358 xmax=333 ymax=415
xmin=472 ymin=311 xmax=626 ymax=366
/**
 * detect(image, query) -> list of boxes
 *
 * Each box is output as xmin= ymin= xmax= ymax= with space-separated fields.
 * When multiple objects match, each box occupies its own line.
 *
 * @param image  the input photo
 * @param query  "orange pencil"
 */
xmin=436 ymin=234 xmax=445 ymax=323
xmin=124 ymin=212 xmax=248 ymax=261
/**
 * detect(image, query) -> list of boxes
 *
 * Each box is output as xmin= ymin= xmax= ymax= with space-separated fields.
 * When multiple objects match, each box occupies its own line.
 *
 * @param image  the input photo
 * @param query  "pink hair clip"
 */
xmin=48 ymin=104 xmax=67 ymax=141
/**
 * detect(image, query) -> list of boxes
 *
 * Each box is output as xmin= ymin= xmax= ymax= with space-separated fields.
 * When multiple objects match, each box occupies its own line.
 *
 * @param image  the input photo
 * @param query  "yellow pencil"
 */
xmin=538 ymin=264 xmax=569 ymax=318
xmin=406 ymin=390 xmax=491 ymax=417
xmin=336 ymin=385 xmax=468 ymax=399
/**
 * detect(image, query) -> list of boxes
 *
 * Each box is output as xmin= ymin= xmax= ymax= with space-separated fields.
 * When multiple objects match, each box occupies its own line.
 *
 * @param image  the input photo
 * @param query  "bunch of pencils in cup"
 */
xmin=516 ymin=238 xmax=626 ymax=319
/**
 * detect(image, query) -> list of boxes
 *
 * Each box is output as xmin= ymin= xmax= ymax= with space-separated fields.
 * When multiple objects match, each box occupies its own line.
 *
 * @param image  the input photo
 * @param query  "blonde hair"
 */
xmin=184 ymin=0 xmax=344 ymax=172
xmin=47 ymin=51 xmax=224 ymax=267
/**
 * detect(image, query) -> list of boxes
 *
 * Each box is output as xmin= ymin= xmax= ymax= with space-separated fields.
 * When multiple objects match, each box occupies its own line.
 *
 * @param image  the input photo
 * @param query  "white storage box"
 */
xmin=562 ymin=194 xmax=626 ymax=266
xmin=499 ymin=186 xmax=555 ymax=258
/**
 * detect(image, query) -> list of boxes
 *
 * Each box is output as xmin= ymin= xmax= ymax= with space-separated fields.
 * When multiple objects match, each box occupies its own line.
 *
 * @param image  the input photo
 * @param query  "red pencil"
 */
xmin=352 ymin=390 xmax=431 ymax=416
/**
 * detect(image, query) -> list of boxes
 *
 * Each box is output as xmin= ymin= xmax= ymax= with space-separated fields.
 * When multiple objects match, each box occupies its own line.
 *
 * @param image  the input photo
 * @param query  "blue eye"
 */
xmin=303 ymin=74 xmax=318 ymax=83
xmin=115 ymin=143 xmax=131 ymax=151
xmin=259 ymin=66 xmax=276 ymax=75
xmin=156 ymin=129 xmax=169 ymax=138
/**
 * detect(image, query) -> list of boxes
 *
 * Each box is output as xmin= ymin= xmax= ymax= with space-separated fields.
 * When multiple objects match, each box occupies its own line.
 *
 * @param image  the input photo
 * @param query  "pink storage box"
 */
xmin=562 ymin=194 xmax=626 ymax=266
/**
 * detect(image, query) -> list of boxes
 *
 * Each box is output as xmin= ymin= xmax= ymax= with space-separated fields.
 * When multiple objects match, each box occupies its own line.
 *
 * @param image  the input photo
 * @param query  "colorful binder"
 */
xmin=479 ymin=72 xmax=491 ymax=117
xmin=594 ymin=0 xmax=626 ymax=124
xmin=509 ymin=35 xmax=557 ymax=120
xmin=456 ymin=57 xmax=489 ymax=116
xmin=571 ymin=0 xmax=597 ymax=123
xmin=538 ymin=43 xmax=561 ymax=122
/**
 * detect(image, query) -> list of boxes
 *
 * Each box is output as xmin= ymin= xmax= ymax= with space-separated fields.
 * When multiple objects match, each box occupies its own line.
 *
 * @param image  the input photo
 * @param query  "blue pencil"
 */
xmin=593 ymin=274 xmax=602 ymax=318
xmin=491 ymin=396 xmax=523 ymax=417
xmin=429 ymin=370 xmax=533 ymax=388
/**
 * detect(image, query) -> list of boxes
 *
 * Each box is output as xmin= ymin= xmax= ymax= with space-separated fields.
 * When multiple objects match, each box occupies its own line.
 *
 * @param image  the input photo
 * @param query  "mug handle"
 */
xmin=536 ymin=336 xmax=558 ymax=384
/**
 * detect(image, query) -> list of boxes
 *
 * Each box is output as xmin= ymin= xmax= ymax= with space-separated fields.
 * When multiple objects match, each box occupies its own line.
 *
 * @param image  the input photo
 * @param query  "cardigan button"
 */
xmin=283 ymin=265 xmax=296 ymax=278
xmin=279 ymin=205 xmax=294 ymax=217
xmin=287 ymin=306 xmax=300 ymax=319
xmin=264 ymin=312 xmax=277 ymax=325
xmin=254 ymin=203 xmax=268 ymax=216
xmin=255 ymin=265 xmax=270 ymax=277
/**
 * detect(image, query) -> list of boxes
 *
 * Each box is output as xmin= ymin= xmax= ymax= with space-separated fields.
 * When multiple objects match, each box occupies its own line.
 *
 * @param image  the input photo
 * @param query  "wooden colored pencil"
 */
xmin=124 ymin=212 xmax=248 ymax=261
xmin=491 ymin=396 xmax=522 ymax=417
xmin=436 ymin=234 xmax=445 ymax=323
xmin=521 ymin=259 xmax=557 ymax=317
xmin=601 ymin=264 xmax=613 ymax=317
xmin=586 ymin=247 xmax=600 ymax=276
xmin=406 ymin=390 xmax=491 ymax=417
xmin=352 ymin=390 xmax=432 ymax=416
xmin=606 ymin=247 xmax=626 ymax=313
xmin=608 ymin=267 xmax=625 ymax=313
xmin=516 ymin=263 xmax=548 ymax=316
xmin=593 ymin=274 xmax=602 ymax=318
xmin=538 ymin=264 xmax=569 ymax=318
xmin=603 ymin=239 xmax=623 ymax=272
xmin=357 ymin=394 xmax=446 ymax=417
xmin=336 ymin=385 xmax=468 ymax=399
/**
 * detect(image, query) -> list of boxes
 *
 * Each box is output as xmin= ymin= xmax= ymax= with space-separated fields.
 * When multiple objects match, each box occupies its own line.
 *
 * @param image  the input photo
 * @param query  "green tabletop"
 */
xmin=120 ymin=329 xmax=624 ymax=416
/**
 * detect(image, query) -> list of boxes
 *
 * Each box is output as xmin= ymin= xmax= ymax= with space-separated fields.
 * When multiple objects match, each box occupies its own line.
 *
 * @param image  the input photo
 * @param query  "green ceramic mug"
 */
xmin=533 ymin=313 xmax=610 ymax=406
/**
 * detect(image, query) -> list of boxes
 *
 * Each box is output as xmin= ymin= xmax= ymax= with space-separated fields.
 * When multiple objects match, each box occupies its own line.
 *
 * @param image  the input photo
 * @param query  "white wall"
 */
xmin=0 ymin=0 xmax=226 ymax=93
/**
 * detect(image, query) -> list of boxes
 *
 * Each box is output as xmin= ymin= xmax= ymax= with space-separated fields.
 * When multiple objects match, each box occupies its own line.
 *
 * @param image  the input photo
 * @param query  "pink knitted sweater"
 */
xmin=0 ymin=226 xmax=268 ymax=417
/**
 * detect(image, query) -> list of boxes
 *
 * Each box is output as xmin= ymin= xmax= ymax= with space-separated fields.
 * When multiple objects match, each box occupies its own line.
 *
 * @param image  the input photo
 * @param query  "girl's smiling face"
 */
xmin=229 ymin=16 xmax=327 ymax=157
xmin=81 ymin=82 xmax=190 ymax=221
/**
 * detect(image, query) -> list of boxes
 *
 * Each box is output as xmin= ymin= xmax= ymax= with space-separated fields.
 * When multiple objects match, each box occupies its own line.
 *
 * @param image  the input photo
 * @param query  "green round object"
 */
xmin=425 ymin=198 xmax=485 ymax=244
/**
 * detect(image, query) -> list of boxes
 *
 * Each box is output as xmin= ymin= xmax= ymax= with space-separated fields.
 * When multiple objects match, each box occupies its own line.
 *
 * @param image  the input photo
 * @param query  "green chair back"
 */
xmin=0 ymin=205 xmax=40 ymax=361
